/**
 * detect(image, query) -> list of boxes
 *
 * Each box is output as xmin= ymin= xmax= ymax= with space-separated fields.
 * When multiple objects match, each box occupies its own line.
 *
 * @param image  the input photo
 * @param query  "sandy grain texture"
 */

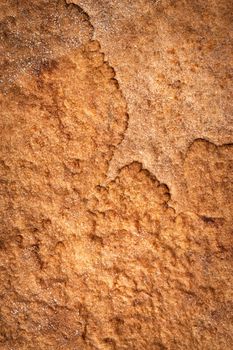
xmin=0 ymin=0 xmax=232 ymax=349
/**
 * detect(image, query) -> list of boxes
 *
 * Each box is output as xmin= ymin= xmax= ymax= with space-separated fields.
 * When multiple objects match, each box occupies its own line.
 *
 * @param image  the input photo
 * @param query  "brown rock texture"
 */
xmin=0 ymin=1 xmax=232 ymax=349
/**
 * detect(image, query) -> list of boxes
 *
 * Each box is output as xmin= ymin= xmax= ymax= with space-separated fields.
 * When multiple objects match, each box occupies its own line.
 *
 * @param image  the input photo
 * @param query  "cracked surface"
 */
xmin=0 ymin=0 xmax=233 ymax=349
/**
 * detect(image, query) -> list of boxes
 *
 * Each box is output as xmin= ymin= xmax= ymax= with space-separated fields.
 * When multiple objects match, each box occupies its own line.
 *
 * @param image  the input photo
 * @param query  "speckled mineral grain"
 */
xmin=0 ymin=0 xmax=232 ymax=349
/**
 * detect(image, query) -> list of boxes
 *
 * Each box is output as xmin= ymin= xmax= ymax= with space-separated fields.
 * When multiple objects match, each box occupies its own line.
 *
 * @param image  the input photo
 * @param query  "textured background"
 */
xmin=0 ymin=0 xmax=232 ymax=349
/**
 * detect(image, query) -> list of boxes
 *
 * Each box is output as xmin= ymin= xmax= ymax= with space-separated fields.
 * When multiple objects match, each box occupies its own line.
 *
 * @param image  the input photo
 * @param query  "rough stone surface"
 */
xmin=0 ymin=1 xmax=232 ymax=349
xmin=75 ymin=0 xmax=233 ymax=210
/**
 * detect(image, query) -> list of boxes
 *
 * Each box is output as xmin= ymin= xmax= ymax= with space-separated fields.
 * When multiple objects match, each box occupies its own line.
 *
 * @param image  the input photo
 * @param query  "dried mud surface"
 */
xmin=0 ymin=1 xmax=233 ymax=349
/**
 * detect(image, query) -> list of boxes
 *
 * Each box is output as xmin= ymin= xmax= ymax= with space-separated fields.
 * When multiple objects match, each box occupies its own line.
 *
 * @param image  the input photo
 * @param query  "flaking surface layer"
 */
xmin=0 ymin=1 xmax=232 ymax=349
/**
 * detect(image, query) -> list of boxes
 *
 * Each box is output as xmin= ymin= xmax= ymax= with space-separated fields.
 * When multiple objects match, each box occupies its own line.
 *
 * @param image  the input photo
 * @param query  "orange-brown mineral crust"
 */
xmin=0 ymin=1 xmax=232 ymax=349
